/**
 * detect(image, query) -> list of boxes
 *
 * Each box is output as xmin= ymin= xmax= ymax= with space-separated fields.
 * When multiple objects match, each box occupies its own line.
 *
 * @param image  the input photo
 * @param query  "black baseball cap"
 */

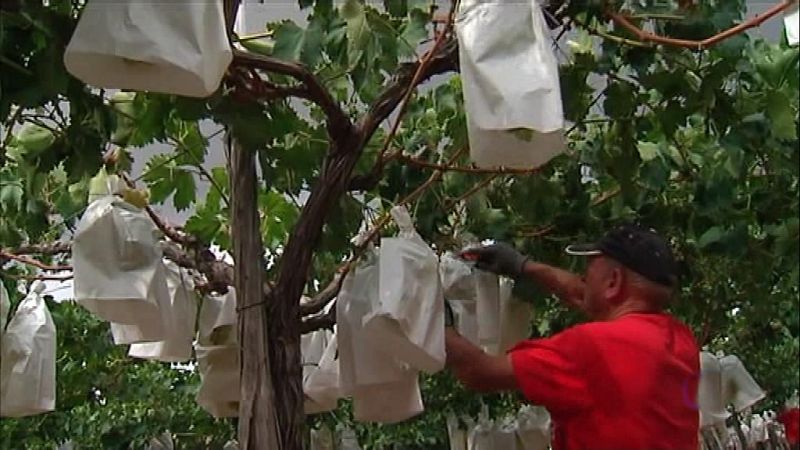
xmin=565 ymin=223 xmax=679 ymax=288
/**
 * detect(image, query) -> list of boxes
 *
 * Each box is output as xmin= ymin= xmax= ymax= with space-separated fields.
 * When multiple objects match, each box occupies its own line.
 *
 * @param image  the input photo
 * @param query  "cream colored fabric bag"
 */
xmin=64 ymin=0 xmax=232 ymax=97
xmin=0 ymin=282 xmax=56 ymax=417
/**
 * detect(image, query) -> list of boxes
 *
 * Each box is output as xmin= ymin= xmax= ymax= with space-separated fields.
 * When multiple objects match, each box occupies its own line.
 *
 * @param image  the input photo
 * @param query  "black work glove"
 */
xmin=461 ymin=242 xmax=529 ymax=279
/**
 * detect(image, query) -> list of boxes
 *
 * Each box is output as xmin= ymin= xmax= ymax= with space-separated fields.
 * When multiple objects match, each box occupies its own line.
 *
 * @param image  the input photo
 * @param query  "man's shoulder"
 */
xmin=515 ymin=313 xmax=694 ymax=352
xmin=566 ymin=312 xmax=692 ymax=339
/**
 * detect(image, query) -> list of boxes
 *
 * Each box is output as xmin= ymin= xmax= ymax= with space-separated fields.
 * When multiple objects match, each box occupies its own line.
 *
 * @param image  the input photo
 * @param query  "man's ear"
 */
xmin=605 ymin=266 xmax=625 ymax=302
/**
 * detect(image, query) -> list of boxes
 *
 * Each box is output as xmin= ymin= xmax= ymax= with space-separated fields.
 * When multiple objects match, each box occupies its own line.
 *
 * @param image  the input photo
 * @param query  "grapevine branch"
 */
xmin=7 ymin=273 xmax=73 ymax=282
xmin=270 ymin=0 xmax=461 ymax=336
xmin=396 ymin=152 xmax=546 ymax=175
xmin=513 ymin=186 xmax=623 ymax=238
xmin=0 ymin=251 xmax=71 ymax=272
xmin=443 ymin=174 xmax=500 ymax=210
xmin=119 ymin=173 xmax=189 ymax=245
xmin=300 ymin=307 xmax=335 ymax=334
xmin=609 ymin=1 xmax=795 ymax=50
xmin=303 ymin=147 xmax=468 ymax=317
xmin=231 ymin=49 xmax=353 ymax=142
xmin=2 ymin=242 xmax=70 ymax=256
xmin=348 ymin=36 xmax=459 ymax=191
xmin=517 ymin=224 xmax=557 ymax=238
xmin=373 ymin=4 xmax=457 ymax=172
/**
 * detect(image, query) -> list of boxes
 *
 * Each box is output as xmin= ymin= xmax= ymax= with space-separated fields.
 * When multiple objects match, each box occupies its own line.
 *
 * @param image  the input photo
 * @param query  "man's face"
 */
xmin=582 ymin=256 xmax=618 ymax=320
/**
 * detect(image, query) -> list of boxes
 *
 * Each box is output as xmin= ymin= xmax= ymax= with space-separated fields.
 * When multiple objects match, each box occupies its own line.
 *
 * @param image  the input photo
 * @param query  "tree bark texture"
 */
xmin=268 ymin=130 xmax=366 ymax=449
xmin=229 ymin=136 xmax=281 ymax=449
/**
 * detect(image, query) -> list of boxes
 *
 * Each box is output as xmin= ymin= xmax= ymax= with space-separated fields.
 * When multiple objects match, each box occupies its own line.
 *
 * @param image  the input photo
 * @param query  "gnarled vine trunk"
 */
xmin=229 ymin=136 xmax=281 ymax=449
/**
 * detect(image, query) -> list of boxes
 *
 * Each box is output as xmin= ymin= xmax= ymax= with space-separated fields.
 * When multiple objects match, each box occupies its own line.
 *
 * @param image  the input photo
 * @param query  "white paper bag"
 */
xmin=475 ymin=272 xmax=500 ymax=354
xmin=109 ymin=261 xmax=171 ymax=345
xmin=73 ymin=196 xmax=168 ymax=337
xmin=452 ymin=299 xmax=480 ymax=346
xmin=64 ymin=0 xmax=232 ymax=98
xmin=749 ymin=414 xmax=768 ymax=445
xmin=786 ymin=4 xmax=799 ymax=46
xmin=302 ymin=328 xmax=333 ymax=382
xmin=336 ymin=247 xmax=424 ymax=423
xmin=698 ymin=351 xmax=726 ymax=427
xmin=0 ymin=282 xmax=56 ymax=417
xmin=110 ymin=322 xmax=162 ymax=345
xmin=447 ymin=414 xmax=468 ymax=450
xmin=352 ymin=375 xmax=424 ymax=424
xmin=494 ymin=418 xmax=519 ymax=450
xmin=440 ymin=252 xmax=477 ymax=301
xmin=310 ymin=425 xmax=335 ymax=450
xmin=195 ymin=344 xmax=239 ymax=418
xmin=1 ymin=282 xmax=9 ymax=333
xmin=337 ymin=249 xmax=407 ymax=390
xmin=339 ymin=428 xmax=362 ymax=450
xmin=197 ymin=289 xmax=237 ymax=347
xmin=468 ymin=406 xmax=495 ymax=450
xmin=516 ymin=405 xmax=551 ymax=450
xmin=719 ymin=355 xmax=765 ymax=412
xmin=129 ymin=261 xmax=198 ymax=361
xmin=497 ymin=279 xmax=532 ymax=354
xmin=194 ymin=291 xmax=238 ymax=417
xmin=304 ymin=330 xmax=341 ymax=415
xmin=456 ymin=0 xmax=565 ymax=169
xmin=363 ymin=206 xmax=446 ymax=374
xmin=146 ymin=432 xmax=174 ymax=450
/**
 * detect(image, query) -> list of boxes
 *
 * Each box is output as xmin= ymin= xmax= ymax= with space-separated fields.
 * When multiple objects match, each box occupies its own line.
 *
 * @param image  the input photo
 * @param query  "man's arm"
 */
xmin=463 ymin=243 xmax=586 ymax=312
xmin=445 ymin=328 xmax=518 ymax=392
xmin=521 ymin=261 xmax=586 ymax=311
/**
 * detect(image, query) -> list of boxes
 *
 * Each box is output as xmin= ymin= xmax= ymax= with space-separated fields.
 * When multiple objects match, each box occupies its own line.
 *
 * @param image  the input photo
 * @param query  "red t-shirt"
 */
xmin=509 ymin=312 xmax=700 ymax=450
xmin=778 ymin=407 xmax=800 ymax=445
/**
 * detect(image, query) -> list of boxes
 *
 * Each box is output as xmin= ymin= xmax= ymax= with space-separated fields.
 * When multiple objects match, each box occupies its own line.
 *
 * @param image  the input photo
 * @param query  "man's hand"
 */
xmin=461 ymin=242 xmax=529 ymax=279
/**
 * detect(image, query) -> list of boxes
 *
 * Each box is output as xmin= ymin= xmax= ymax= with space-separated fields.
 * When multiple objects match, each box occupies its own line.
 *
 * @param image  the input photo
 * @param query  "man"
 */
xmin=445 ymin=223 xmax=700 ymax=450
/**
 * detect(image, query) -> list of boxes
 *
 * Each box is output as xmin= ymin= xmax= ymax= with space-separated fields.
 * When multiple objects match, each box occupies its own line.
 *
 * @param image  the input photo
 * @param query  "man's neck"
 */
xmin=601 ymin=298 xmax=661 ymax=321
